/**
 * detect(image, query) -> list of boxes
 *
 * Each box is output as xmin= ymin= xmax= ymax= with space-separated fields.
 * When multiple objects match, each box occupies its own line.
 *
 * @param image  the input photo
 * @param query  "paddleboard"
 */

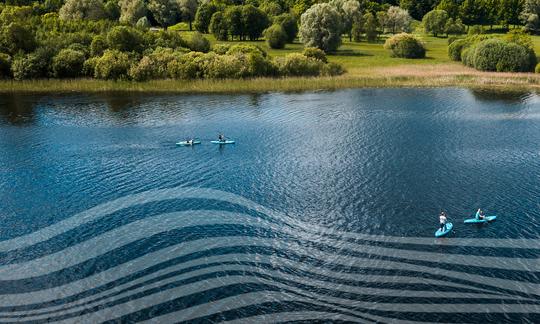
xmin=211 ymin=140 xmax=235 ymax=144
xmin=464 ymin=215 xmax=497 ymax=224
xmin=176 ymin=140 xmax=201 ymax=146
xmin=435 ymin=222 xmax=453 ymax=238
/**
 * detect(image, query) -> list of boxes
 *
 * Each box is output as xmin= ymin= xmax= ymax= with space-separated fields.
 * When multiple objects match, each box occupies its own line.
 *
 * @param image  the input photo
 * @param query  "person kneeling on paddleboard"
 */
xmin=439 ymin=212 xmax=447 ymax=231
xmin=475 ymin=208 xmax=485 ymax=220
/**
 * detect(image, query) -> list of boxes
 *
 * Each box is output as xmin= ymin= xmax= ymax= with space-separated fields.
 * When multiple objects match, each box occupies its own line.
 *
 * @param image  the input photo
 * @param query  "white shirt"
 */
xmin=439 ymin=215 xmax=447 ymax=224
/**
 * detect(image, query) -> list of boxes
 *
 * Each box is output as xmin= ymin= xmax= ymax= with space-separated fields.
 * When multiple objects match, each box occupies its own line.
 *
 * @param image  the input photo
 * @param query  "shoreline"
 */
xmin=1 ymin=64 xmax=540 ymax=94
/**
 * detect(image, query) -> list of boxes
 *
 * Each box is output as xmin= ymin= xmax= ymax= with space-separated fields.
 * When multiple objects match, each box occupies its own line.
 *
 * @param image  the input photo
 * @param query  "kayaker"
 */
xmin=475 ymin=208 xmax=485 ymax=220
xmin=218 ymin=134 xmax=225 ymax=142
xmin=439 ymin=212 xmax=447 ymax=231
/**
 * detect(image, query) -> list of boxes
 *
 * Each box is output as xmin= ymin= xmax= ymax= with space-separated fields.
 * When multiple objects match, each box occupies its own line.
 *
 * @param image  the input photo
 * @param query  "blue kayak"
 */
xmin=211 ymin=140 xmax=235 ymax=144
xmin=464 ymin=215 xmax=497 ymax=224
xmin=176 ymin=140 xmax=201 ymax=146
xmin=435 ymin=222 xmax=453 ymax=238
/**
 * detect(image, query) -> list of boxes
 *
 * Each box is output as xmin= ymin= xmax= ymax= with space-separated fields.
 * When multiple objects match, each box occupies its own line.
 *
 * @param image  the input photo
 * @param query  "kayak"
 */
xmin=176 ymin=140 xmax=201 ymax=146
xmin=211 ymin=140 xmax=235 ymax=144
xmin=435 ymin=222 xmax=453 ymax=238
xmin=464 ymin=215 xmax=497 ymax=224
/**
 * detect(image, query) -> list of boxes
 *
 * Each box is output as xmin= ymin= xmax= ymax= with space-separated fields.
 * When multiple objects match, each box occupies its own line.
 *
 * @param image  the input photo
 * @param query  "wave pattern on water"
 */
xmin=0 ymin=187 xmax=539 ymax=323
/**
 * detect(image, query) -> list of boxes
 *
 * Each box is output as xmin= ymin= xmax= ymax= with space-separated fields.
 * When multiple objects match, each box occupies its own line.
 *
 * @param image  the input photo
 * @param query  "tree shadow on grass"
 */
xmin=331 ymin=50 xmax=372 ymax=57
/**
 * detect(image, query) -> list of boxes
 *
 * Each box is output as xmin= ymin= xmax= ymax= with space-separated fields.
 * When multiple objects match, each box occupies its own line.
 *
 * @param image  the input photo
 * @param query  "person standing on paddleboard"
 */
xmin=439 ymin=212 xmax=447 ymax=231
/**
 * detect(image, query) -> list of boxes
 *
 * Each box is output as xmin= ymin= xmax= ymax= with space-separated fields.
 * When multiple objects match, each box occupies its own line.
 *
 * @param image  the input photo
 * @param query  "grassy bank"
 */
xmin=2 ymin=34 xmax=540 ymax=93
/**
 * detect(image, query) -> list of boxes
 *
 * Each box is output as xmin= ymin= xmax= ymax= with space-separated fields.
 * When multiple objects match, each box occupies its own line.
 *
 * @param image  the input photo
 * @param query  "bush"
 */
xmin=321 ymin=62 xmax=345 ymax=76
xmin=0 ymin=22 xmax=36 ymax=55
xmin=107 ymin=26 xmax=143 ymax=52
xmin=264 ymin=24 xmax=287 ymax=49
xmin=535 ymin=63 xmax=540 ymax=73
xmin=495 ymin=42 xmax=531 ymax=72
xmin=151 ymin=30 xmax=186 ymax=49
xmin=129 ymin=47 xmax=180 ymax=81
xmin=274 ymin=53 xmax=323 ymax=76
xmin=209 ymin=11 xmax=228 ymax=41
xmin=461 ymin=45 xmax=476 ymax=67
xmin=226 ymin=44 xmax=267 ymax=57
xmin=384 ymin=33 xmax=425 ymax=59
xmin=468 ymin=25 xmax=484 ymax=36
xmin=302 ymin=47 xmax=327 ymax=63
xmin=0 ymin=53 xmax=11 ymax=78
xmin=94 ymin=49 xmax=132 ymax=80
xmin=187 ymin=32 xmax=210 ymax=53
xmin=448 ymin=38 xmax=468 ymax=61
xmin=136 ymin=16 xmax=151 ymax=30
xmin=470 ymin=39 xmax=535 ymax=72
xmin=90 ymin=35 xmax=107 ymax=57
xmin=11 ymin=54 xmax=43 ymax=80
xmin=52 ymin=48 xmax=86 ymax=78
xmin=212 ymin=43 xmax=231 ymax=55
xmin=82 ymin=57 xmax=99 ymax=76
xmin=202 ymin=53 xmax=245 ymax=78
xmin=168 ymin=51 xmax=205 ymax=79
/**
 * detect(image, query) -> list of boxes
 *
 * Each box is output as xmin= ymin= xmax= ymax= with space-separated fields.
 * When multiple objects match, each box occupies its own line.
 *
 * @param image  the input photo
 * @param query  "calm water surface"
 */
xmin=0 ymin=88 xmax=538 ymax=322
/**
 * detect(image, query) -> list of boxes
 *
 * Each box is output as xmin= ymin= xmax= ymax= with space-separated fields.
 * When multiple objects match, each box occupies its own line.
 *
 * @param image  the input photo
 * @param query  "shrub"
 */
xmin=82 ymin=57 xmax=99 ymax=76
xmin=448 ymin=38 xmax=468 ymax=61
xmin=461 ymin=45 xmax=476 ymax=67
xmin=151 ymin=30 xmax=186 ymax=49
xmin=469 ymin=39 xmax=535 ymax=72
xmin=274 ymin=53 xmax=323 ymax=76
xmin=202 ymin=53 xmax=245 ymax=78
xmin=212 ymin=43 xmax=231 ymax=55
xmin=209 ymin=12 xmax=228 ymax=41
xmin=90 ymin=35 xmax=107 ymax=57
xmin=94 ymin=49 xmax=132 ymax=80
xmin=0 ymin=22 xmax=36 ymax=55
xmin=187 ymin=32 xmax=210 ymax=53
xmin=273 ymin=13 xmax=298 ymax=43
xmin=107 ymin=26 xmax=144 ymax=53
xmin=264 ymin=24 xmax=287 ymax=49
xmin=494 ymin=42 xmax=531 ymax=72
xmin=11 ymin=54 xmax=44 ymax=80
xmin=136 ymin=16 xmax=151 ymax=29
xmin=468 ymin=25 xmax=484 ymax=36
xmin=226 ymin=44 xmax=267 ymax=57
xmin=384 ymin=33 xmax=425 ymax=59
xmin=535 ymin=63 xmax=540 ymax=73
xmin=129 ymin=47 xmax=179 ymax=80
xmin=321 ymin=62 xmax=345 ymax=76
xmin=302 ymin=47 xmax=327 ymax=63
xmin=0 ymin=53 xmax=11 ymax=78
xmin=52 ymin=49 xmax=86 ymax=78
xmin=168 ymin=51 xmax=205 ymax=79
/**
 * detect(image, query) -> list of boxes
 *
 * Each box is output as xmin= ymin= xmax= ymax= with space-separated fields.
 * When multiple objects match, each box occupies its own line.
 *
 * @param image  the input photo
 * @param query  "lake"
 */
xmin=0 ymin=88 xmax=538 ymax=322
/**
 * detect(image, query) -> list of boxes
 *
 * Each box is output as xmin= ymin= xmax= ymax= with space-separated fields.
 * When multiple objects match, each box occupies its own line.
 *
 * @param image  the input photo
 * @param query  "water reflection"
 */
xmin=0 ymin=93 xmax=38 ymax=125
xmin=469 ymin=89 xmax=535 ymax=103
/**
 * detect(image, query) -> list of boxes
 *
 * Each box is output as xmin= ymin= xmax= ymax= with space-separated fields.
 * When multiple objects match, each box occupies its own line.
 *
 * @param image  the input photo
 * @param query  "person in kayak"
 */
xmin=475 ymin=208 xmax=485 ymax=220
xmin=187 ymin=139 xmax=193 ymax=145
xmin=439 ymin=212 xmax=447 ymax=231
xmin=218 ymin=134 xmax=225 ymax=142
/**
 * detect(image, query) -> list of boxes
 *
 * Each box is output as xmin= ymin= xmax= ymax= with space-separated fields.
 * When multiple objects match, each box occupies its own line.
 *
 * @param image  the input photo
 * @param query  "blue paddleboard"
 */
xmin=435 ymin=222 xmax=453 ymax=238
xmin=464 ymin=215 xmax=496 ymax=224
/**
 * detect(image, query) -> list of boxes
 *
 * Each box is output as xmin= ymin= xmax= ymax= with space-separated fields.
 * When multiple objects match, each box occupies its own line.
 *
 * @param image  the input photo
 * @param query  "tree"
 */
xmin=384 ymin=33 xmax=426 ymax=58
xmin=364 ymin=12 xmax=379 ymax=42
xmin=187 ymin=31 xmax=210 ymax=52
xmin=260 ymin=2 xmax=283 ymax=17
xmin=90 ymin=35 xmax=108 ymax=57
xmin=351 ymin=13 xmax=365 ymax=42
xmin=194 ymin=2 xmax=219 ymax=33
xmin=177 ymin=0 xmax=198 ymax=31
xmin=224 ymin=6 xmax=243 ymax=40
xmin=329 ymin=0 xmax=362 ymax=41
xmin=242 ymin=5 xmax=269 ymax=41
xmin=460 ymin=0 xmax=482 ymax=26
xmin=382 ymin=6 xmax=412 ymax=34
xmin=59 ymin=0 xmax=106 ymax=20
xmin=399 ymin=0 xmax=438 ymax=21
xmin=0 ymin=22 xmax=36 ymax=55
xmin=299 ymin=3 xmax=343 ymax=52
xmin=104 ymin=0 xmax=121 ymax=20
xmin=94 ymin=49 xmax=132 ymax=79
xmin=148 ymin=0 xmax=178 ymax=29
xmin=210 ymin=11 xmax=228 ymax=40
xmin=521 ymin=0 xmax=540 ymax=32
xmin=437 ymin=0 xmax=460 ymax=18
xmin=136 ymin=16 xmax=151 ymax=29
xmin=422 ymin=9 xmax=449 ymax=36
xmin=445 ymin=18 xmax=466 ymax=34
xmin=264 ymin=24 xmax=287 ymax=49
xmin=107 ymin=26 xmax=144 ymax=52
xmin=52 ymin=49 xmax=85 ymax=77
xmin=499 ymin=0 xmax=524 ymax=27
xmin=274 ymin=13 xmax=298 ymax=43
xmin=119 ymin=0 xmax=146 ymax=25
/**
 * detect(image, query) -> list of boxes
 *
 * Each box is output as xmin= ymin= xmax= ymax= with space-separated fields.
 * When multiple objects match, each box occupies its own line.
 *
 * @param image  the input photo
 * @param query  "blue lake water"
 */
xmin=0 ymin=88 xmax=538 ymax=322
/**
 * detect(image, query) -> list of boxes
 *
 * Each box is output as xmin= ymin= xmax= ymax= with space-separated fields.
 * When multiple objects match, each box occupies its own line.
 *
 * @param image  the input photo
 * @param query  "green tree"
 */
xmin=187 ymin=31 xmax=211 ymax=52
xmin=260 ymin=2 xmax=283 ymax=17
xmin=107 ymin=26 xmax=144 ymax=52
xmin=119 ymin=0 xmax=146 ymax=25
xmin=90 ymin=35 xmax=107 ymax=57
xmin=521 ymin=0 xmax=540 ymax=32
xmin=104 ymin=0 xmax=121 ymax=20
xmin=273 ymin=13 xmax=298 ymax=43
xmin=59 ymin=0 xmax=106 ymax=20
xmin=136 ymin=16 xmax=151 ymax=29
xmin=422 ymin=9 xmax=449 ymax=36
xmin=399 ymin=0 xmax=438 ymax=21
xmin=94 ymin=49 xmax=132 ymax=79
xmin=210 ymin=12 xmax=229 ymax=40
xmin=299 ymin=3 xmax=343 ymax=52
xmin=382 ymin=6 xmax=412 ymax=34
xmin=437 ymin=0 xmax=460 ymax=18
xmin=242 ymin=5 xmax=269 ymax=41
xmin=177 ymin=0 xmax=198 ymax=31
xmin=460 ymin=0 xmax=482 ymax=26
xmin=329 ymin=0 xmax=362 ymax=41
xmin=194 ymin=2 xmax=219 ymax=33
xmin=499 ymin=0 xmax=523 ymax=27
xmin=52 ymin=48 xmax=85 ymax=77
xmin=148 ymin=0 xmax=178 ymax=29
xmin=0 ymin=23 xmax=36 ymax=55
xmin=0 ymin=53 xmax=11 ymax=78
xmin=224 ymin=6 xmax=243 ymax=40
xmin=364 ymin=12 xmax=379 ymax=43
xmin=351 ymin=13 xmax=365 ymax=42
xmin=264 ymin=24 xmax=287 ymax=49
xmin=445 ymin=17 xmax=466 ymax=34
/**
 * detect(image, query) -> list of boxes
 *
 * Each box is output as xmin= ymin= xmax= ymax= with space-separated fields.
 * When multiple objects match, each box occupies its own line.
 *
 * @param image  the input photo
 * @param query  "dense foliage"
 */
xmin=384 ymin=33 xmax=426 ymax=58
